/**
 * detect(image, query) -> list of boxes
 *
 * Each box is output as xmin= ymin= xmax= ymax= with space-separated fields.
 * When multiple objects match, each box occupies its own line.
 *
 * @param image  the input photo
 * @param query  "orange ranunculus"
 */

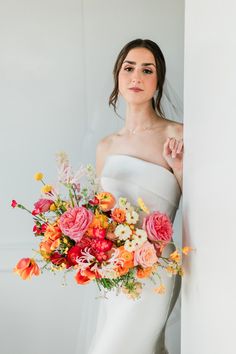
xmin=115 ymin=246 xmax=134 ymax=276
xmin=96 ymin=192 xmax=116 ymax=212
xmin=116 ymin=265 xmax=130 ymax=277
xmin=136 ymin=266 xmax=153 ymax=278
xmin=13 ymin=258 xmax=40 ymax=280
xmin=44 ymin=224 xmax=62 ymax=242
xmin=39 ymin=238 xmax=60 ymax=259
xmin=111 ymin=208 xmax=126 ymax=223
xmin=118 ymin=246 xmax=134 ymax=264
xmin=86 ymin=212 xmax=109 ymax=236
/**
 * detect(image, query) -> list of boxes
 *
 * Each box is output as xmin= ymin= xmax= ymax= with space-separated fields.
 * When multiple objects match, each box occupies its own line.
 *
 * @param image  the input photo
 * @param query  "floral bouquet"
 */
xmin=12 ymin=152 xmax=191 ymax=300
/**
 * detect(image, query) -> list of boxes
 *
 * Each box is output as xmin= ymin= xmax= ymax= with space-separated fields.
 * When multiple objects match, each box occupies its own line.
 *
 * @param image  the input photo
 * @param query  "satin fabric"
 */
xmin=88 ymin=154 xmax=181 ymax=354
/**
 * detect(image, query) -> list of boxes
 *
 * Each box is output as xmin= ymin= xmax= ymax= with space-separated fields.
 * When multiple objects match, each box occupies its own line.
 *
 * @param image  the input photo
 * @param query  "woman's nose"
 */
xmin=130 ymin=69 xmax=142 ymax=83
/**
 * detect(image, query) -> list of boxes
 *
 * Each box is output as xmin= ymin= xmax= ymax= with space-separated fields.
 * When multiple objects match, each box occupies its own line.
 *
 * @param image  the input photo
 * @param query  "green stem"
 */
xmin=68 ymin=187 xmax=75 ymax=207
xmin=17 ymin=204 xmax=46 ymax=223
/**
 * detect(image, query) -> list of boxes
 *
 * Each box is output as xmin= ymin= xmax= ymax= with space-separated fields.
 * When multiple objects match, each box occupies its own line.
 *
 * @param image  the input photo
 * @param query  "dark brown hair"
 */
xmin=109 ymin=38 xmax=166 ymax=117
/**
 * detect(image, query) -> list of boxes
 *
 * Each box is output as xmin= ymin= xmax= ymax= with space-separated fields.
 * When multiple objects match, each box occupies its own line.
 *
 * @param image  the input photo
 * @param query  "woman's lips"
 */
xmin=129 ymin=87 xmax=144 ymax=92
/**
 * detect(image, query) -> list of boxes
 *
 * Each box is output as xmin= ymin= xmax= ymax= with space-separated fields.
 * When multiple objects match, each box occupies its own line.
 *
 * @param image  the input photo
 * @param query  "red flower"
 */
xmin=74 ymin=269 xmax=92 ymax=285
xmin=92 ymin=238 xmax=113 ymax=252
xmin=94 ymin=252 xmax=109 ymax=262
xmin=33 ymin=225 xmax=41 ymax=235
xmin=34 ymin=198 xmax=54 ymax=213
xmin=77 ymin=236 xmax=93 ymax=249
xmin=67 ymin=245 xmax=82 ymax=266
xmin=50 ymin=252 xmax=66 ymax=266
xmin=32 ymin=208 xmax=41 ymax=216
xmin=74 ymin=267 xmax=100 ymax=284
xmin=92 ymin=227 xmax=106 ymax=239
xmin=88 ymin=197 xmax=99 ymax=205
xmin=41 ymin=223 xmax=48 ymax=233
xmin=11 ymin=200 xmax=18 ymax=208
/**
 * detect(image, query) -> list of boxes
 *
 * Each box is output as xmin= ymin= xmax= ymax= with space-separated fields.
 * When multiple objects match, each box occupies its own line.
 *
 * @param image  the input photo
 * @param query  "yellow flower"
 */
xmin=41 ymin=184 xmax=53 ymax=194
xmin=169 ymin=250 xmax=181 ymax=263
xmin=166 ymin=266 xmax=177 ymax=275
xmin=154 ymin=284 xmax=166 ymax=294
xmin=137 ymin=197 xmax=150 ymax=214
xmin=182 ymin=246 xmax=193 ymax=255
xmin=50 ymin=203 xmax=57 ymax=211
xmin=34 ymin=172 xmax=44 ymax=181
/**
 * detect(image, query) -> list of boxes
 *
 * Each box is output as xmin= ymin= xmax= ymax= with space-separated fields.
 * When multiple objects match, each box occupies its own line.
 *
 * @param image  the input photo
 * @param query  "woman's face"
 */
xmin=118 ymin=47 xmax=157 ymax=105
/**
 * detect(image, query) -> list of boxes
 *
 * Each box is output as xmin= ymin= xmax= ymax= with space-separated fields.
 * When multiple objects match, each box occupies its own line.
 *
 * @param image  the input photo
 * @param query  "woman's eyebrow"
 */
xmin=123 ymin=60 xmax=156 ymax=67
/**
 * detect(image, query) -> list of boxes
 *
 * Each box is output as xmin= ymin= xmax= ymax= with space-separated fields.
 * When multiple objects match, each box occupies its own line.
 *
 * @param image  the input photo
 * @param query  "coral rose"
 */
xmin=13 ymin=258 xmax=40 ymax=280
xmin=134 ymin=241 xmax=158 ymax=268
xmin=59 ymin=206 xmax=93 ymax=242
xmin=143 ymin=211 xmax=173 ymax=245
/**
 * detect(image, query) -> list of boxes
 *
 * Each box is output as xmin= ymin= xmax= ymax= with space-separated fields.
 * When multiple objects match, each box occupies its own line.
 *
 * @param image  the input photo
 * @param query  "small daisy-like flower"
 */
xmin=133 ymin=229 xmax=147 ymax=244
xmin=124 ymin=240 xmax=136 ymax=252
xmin=132 ymin=239 xmax=143 ymax=250
xmin=124 ymin=202 xmax=134 ymax=212
xmin=126 ymin=210 xmax=139 ymax=224
xmin=114 ymin=224 xmax=132 ymax=240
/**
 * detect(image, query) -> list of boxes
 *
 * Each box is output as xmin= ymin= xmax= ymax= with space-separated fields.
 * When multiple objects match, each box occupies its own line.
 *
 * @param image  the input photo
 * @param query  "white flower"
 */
xmin=133 ymin=229 xmax=148 ymax=244
xmin=114 ymin=224 xmax=132 ymax=240
xmin=126 ymin=210 xmax=139 ymax=224
xmin=124 ymin=202 xmax=134 ymax=212
xmin=124 ymin=240 xmax=136 ymax=252
xmin=90 ymin=248 xmax=124 ymax=279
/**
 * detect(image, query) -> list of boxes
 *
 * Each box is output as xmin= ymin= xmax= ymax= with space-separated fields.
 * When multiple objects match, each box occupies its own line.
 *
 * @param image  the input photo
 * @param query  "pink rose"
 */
xmin=34 ymin=198 xmax=53 ymax=213
xmin=59 ymin=206 xmax=93 ymax=242
xmin=134 ymin=241 xmax=158 ymax=268
xmin=142 ymin=211 xmax=173 ymax=245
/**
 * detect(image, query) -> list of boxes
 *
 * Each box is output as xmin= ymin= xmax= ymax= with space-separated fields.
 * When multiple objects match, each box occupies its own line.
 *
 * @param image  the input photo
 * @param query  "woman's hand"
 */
xmin=163 ymin=137 xmax=184 ymax=173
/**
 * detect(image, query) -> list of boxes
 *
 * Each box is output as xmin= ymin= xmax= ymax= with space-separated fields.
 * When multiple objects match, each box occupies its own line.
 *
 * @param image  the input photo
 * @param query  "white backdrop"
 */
xmin=182 ymin=1 xmax=236 ymax=353
xmin=0 ymin=1 xmax=184 ymax=353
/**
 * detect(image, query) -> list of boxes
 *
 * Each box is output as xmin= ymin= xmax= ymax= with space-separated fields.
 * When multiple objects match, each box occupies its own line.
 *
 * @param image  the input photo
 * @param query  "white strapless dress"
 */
xmin=88 ymin=154 xmax=182 ymax=354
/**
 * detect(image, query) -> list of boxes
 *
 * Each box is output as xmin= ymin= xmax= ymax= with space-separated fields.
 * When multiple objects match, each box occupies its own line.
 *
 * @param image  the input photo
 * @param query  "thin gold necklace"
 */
xmin=125 ymin=119 xmax=157 ymax=135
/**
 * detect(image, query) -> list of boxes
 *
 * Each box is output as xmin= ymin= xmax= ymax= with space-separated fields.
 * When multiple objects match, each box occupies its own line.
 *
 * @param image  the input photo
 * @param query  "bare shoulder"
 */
xmin=95 ymin=133 xmax=116 ymax=177
xmin=163 ymin=118 xmax=183 ymax=140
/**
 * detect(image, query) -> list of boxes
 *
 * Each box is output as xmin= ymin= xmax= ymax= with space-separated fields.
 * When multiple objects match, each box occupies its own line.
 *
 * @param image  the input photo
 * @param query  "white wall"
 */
xmin=182 ymin=1 xmax=236 ymax=353
xmin=0 ymin=1 xmax=184 ymax=353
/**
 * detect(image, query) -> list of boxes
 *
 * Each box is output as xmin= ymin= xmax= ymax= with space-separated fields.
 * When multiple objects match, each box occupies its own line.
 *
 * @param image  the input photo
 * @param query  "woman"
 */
xmin=89 ymin=39 xmax=183 ymax=354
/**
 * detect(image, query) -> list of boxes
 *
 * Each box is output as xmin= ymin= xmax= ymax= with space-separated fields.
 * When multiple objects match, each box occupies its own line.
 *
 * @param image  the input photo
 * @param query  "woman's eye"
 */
xmin=124 ymin=67 xmax=133 ymax=72
xmin=143 ymin=69 xmax=153 ymax=74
